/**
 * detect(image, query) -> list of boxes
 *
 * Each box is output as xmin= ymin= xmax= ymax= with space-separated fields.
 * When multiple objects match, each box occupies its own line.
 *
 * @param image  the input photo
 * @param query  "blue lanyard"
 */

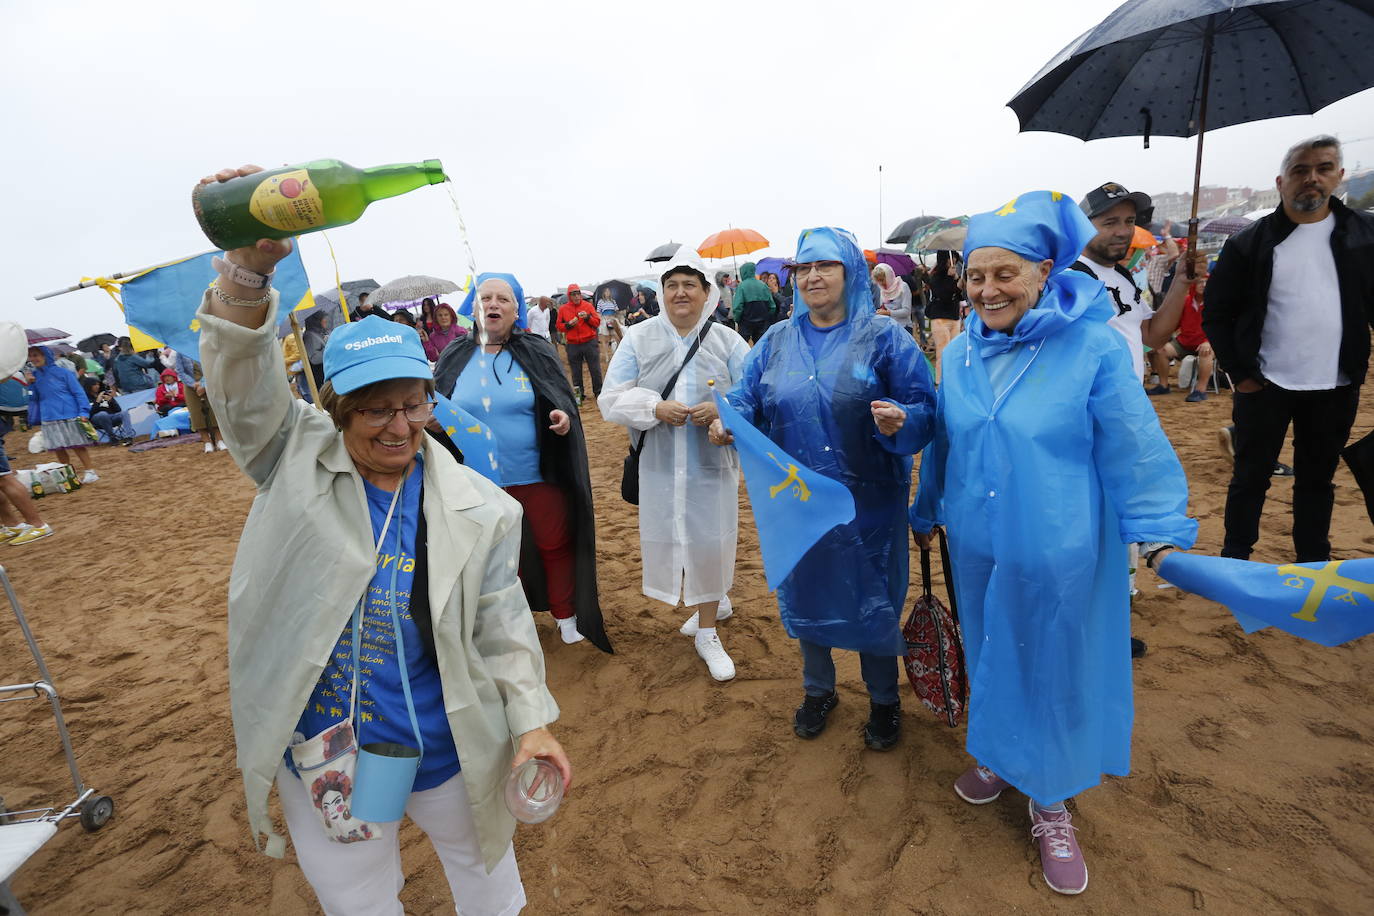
xmin=349 ymin=474 xmax=425 ymax=764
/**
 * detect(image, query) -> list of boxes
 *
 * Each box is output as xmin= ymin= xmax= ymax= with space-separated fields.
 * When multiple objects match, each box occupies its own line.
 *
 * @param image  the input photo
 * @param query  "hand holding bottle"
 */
xmin=197 ymin=165 xmax=295 ymax=278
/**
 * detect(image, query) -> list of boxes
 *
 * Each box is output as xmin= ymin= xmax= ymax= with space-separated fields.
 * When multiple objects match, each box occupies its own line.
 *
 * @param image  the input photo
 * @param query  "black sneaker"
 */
xmin=1131 ymin=637 xmax=1147 ymax=659
xmin=793 ymin=691 xmax=839 ymax=739
xmin=863 ymin=701 xmax=901 ymax=751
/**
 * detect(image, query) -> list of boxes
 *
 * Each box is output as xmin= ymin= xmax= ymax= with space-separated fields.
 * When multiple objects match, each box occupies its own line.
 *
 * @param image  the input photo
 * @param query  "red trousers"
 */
xmin=506 ymin=482 xmax=576 ymax=620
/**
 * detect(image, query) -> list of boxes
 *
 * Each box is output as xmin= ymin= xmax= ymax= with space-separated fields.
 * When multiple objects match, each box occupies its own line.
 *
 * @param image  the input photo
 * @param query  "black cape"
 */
xmin=433 ymin=332 xmax=612 ymax=652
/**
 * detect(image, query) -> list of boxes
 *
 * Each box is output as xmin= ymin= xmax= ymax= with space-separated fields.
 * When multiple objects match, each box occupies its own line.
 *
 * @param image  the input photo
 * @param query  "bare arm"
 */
xmin=1142 ymin=251 xmax=1206 ymax=350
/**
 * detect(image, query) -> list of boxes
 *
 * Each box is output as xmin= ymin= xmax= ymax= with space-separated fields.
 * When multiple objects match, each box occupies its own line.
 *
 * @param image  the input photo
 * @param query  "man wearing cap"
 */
xmin=1071 ymin=182 xmax=1195 ymax=378
xmin=1072 ymin=182 xmax=1200 ymax=660
xmin=195 ymin=161 xmax=569 ymax=916
xmin=556 ymin=284 xmax=601 ymax=404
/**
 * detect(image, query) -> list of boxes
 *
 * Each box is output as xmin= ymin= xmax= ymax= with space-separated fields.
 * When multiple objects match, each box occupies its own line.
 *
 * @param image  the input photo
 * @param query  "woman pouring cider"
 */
xmin=195 ymin=164 xmax=569 ymax=916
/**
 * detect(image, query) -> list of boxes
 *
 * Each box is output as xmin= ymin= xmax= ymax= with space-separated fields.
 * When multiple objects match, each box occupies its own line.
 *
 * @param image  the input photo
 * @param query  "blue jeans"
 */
xmin=90 ymin=411 xmax=134 ymax=443
xmin=799 ymin=639 xmax=900 ymax=705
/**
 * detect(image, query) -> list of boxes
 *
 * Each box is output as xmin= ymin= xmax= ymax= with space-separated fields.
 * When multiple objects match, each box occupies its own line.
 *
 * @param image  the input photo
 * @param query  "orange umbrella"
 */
xmin=697 ymin=228 xmax=769 ymax=261
xmin=1129 ymin=224 xmax=1157 ymax=249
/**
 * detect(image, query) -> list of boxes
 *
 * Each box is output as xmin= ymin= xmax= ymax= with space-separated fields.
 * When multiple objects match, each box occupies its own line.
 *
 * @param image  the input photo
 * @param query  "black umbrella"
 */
xmin=645 ymin=242 xmax=681 ymax=263
xmin=78 ymin=332 xmax=117 ymax=353
xmin=1009 ymin=0 xmax=1374 ymax=264
xmin=885 ymin=215 xmax=944 ymax=246
xmin=277 ymin=279 xmax=380 ymax=336
xmin=593 ymin=279 xmax=634 ymax=311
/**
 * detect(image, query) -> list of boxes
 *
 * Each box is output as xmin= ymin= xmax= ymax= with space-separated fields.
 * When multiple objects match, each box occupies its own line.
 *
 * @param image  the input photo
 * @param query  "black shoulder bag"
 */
xmin=620 ymin=320 xmax=713 ymax=505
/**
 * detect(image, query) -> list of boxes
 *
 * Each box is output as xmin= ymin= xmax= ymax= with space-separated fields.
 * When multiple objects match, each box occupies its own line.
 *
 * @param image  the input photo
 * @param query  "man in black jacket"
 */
xmin=1204 ymin=135 xmax=1374 ymax=561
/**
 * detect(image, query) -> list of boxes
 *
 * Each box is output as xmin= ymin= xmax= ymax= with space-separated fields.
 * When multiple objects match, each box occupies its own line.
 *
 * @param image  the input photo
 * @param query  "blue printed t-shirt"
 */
xmin=294 ymin=456 xmax=461 ymax=791
xmin=452 ymin=351 xmax=542 ymax=487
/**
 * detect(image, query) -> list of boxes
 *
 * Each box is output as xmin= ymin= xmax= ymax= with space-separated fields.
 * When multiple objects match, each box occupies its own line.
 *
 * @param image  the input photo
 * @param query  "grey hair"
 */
xmin=1281 ymin=135 xmax=1342 ymax=173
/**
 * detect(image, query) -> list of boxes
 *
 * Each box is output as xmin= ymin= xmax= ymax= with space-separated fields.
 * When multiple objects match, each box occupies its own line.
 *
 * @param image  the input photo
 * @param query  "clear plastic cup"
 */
xmin=504 ymin=758 xmax=564 ymax=824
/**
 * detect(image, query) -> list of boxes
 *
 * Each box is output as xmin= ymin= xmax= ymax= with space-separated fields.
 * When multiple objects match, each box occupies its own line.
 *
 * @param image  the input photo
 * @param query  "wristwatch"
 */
xmin=212 ymin=255 xmax=274 ymax=289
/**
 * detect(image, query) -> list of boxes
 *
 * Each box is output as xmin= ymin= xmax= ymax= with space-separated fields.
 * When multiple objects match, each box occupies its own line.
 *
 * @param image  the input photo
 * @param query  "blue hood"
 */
xmin=791 ymin=226 xmax=875 ymax=327
xmin=458 ymin=273 xmax=528 ymax=330
xmin=962 ymin=190 xmax=1112 ymax=354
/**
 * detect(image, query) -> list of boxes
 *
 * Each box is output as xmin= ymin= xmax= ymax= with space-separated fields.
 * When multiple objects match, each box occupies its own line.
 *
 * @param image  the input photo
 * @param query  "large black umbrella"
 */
xmin=1009 ymin=0 xmax=1374 ymax=261
xmin=78 ymin=332 xmax=117 ymax=353
xmin=885 ymin=215 xmax=944 ymax=246
xmin=592 ymin=279 xmax=634 ymax=311
xmin=645 ymin=242 xmax=681 ymax=263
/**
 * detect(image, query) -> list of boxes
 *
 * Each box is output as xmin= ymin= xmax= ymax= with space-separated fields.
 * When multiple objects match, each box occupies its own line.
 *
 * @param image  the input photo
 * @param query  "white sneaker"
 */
xmin=216 ymin=440 xmax=229 ymax=451
xmin=204 ymin=442 xmax=216 ymax=453
xmin=80 ymin=470 xmax=99 ymax=484
xmin=557 ymin=617 xmax=585 ymax=645
xmin=680 ymin=597 xmax=734 ymax=636
xmin=695 ymin=631 xmax=736 ymax=682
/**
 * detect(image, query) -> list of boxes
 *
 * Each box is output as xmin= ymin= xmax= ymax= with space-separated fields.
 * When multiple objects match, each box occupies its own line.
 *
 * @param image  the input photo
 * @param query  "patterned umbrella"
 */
xmin=905 ymin=217 xmax=970 ymax=254
xmin=369 ymin=275 xmax=461 ymax=307
xmin=1198 ymin=216 xmax=1253 ymax=235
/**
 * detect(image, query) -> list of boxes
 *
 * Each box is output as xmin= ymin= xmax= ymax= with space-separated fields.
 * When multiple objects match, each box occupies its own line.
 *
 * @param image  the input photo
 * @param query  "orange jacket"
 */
xmin=556 ymin=300 xmax=600 ymax=344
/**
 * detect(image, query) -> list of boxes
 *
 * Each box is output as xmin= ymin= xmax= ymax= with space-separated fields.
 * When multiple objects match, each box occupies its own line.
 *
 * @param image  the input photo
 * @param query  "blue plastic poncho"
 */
xmin=728 ymin=227 xmax=936 ymax=655
xmin=911 ymin=191 xmax=1198 ymax=804
xmin=457 ymin=273 xmax=528 ymax=330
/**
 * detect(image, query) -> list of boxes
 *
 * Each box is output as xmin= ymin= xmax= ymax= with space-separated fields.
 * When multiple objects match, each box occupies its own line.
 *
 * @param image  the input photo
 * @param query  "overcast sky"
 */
xmin=5 ymin=0 xmax=1373 ymax=343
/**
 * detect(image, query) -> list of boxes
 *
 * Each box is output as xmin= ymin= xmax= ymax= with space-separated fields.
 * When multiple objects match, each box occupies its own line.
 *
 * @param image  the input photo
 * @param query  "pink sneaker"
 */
xmin=954 ymin=765 xmax=1009 ymax=804
xmin=1029 ymin=799 xmax=1088 ymax=895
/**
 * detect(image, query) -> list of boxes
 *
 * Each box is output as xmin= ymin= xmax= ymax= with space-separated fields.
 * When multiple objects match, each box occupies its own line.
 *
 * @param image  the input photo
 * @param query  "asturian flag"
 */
xmin=1156 ymin=553 xmax=1374 ymax=647
xmin=121 ymin=247 xmax=313 ymax=360
xmin=713 ymin=389 xmax=855 ymax=591
xmin=432 ymin=393 xmax=501 ymax=484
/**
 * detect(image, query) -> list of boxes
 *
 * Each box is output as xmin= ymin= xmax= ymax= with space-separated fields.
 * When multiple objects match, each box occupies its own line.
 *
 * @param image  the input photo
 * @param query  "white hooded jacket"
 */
xmin=599 ymin=250 xmax=750 ymax=606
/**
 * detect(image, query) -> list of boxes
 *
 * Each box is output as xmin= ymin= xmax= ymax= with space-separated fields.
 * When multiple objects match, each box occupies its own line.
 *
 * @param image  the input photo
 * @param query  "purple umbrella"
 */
xmin=26 ymin=327 xmax=69 ymax=344
xmin=874 ymin=249 xmax=916 ymax=276
xmin=754 ymin=256 xmax=791 ymax=286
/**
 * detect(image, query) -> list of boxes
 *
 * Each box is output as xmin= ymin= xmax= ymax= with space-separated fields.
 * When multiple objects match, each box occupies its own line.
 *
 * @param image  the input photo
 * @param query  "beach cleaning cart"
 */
xmin=0 ymin=565 xmax=113 ymax=904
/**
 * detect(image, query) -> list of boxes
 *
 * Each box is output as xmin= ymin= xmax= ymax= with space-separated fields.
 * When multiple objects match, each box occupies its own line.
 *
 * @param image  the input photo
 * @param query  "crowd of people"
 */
xmin=10 ymin=136 xmax=1367 ymax=912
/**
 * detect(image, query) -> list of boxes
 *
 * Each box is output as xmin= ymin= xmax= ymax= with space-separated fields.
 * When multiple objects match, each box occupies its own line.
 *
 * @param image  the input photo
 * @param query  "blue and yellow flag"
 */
xmin=1157 ymin=553 xmax=1374 ymax=647
xmin=432 ymin=393 xmax=501 ymax=483
xmin=121 ymin=248 xmax=313 ymax=361
xmin=713 ymin=390 xmax=855 ymax=591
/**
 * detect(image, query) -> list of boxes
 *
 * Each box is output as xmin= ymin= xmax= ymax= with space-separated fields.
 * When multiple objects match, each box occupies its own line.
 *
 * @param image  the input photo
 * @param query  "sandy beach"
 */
xmin=3 ymin=379 xmax=1373 ymax=914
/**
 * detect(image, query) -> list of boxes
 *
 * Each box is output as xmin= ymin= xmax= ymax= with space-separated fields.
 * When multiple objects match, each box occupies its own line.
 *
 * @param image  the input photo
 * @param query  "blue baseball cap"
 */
xmin=323 ymin=315 xmax=432 ymax=395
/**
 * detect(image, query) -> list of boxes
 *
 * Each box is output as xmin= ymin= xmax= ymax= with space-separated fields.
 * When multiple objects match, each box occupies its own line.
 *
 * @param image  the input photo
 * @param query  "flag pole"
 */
xmin=288 ymin=312 xmax=323 ymax=408
xmin=33 ymin=250 xmax=217 ymax=300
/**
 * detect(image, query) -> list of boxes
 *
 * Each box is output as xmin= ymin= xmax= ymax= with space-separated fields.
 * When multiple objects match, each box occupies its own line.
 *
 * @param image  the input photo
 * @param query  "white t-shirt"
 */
xmin=1261 ymin=214 xmax=1348 ymax=390
xmin=1075 ymin=258 xmax=1154 ymax=369
xmin=526 ymin=306 xmax=552 ymax=340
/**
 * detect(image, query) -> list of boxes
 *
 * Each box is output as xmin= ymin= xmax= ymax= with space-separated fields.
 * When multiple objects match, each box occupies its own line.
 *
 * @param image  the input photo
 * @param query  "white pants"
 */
xmin=277 ymin=763 xmax=525 ymax=916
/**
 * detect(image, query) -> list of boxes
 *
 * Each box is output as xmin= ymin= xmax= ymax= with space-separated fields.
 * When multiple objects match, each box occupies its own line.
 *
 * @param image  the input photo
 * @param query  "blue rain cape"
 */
xmin=912 ymin=192 xmax=1197 ymax=804
xmin=456 ymin=273 xmax=528 ymax=330
xmin=728 ymin=226 xmax=936 ymax=655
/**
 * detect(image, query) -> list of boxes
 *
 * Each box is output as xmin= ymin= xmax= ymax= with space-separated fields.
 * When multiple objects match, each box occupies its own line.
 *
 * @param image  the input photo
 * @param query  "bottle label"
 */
xmin=248 ymin=169 xmax=325 ymax=232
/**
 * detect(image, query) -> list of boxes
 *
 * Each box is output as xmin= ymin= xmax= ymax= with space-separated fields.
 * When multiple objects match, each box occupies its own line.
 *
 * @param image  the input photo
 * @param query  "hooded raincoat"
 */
xmin=911 ymin=191 xmax=1197 ymax=804
xmin=726 ymin=227 xmax=936 ymax=655
xmin=423 ymin=304 xmax=466 ymax=361
xmin=731 ymin=262 xmax=776 ymax=326
xmin=600 ymin=250 xmax=751 ymax=606
xmin=28 ymin=346 xmax=89 ymax=422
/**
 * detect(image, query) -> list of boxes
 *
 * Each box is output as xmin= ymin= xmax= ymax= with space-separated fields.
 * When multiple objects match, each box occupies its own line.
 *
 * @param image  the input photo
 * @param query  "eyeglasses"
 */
xmin=789 ymin=261 xmax=843 ymax=280
xmin=353 ymin=401 xmax=436 ymax=427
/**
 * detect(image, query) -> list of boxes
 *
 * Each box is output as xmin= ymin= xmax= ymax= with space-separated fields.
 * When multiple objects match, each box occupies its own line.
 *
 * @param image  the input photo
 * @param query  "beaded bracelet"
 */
xmin=212 ymin=284 xmax=272 ymax=308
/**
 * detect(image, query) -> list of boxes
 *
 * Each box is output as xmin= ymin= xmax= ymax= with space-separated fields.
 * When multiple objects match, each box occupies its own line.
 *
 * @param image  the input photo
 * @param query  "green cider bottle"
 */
xmin=192 ymin=158 xmax=448 ymax=251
